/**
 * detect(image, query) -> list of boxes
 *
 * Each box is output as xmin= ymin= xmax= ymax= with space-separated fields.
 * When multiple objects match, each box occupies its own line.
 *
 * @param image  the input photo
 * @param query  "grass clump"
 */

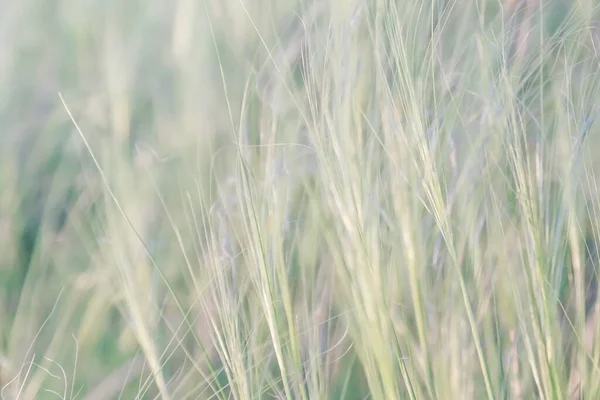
xmin=2 ymin=0 xmax=600 ymax=399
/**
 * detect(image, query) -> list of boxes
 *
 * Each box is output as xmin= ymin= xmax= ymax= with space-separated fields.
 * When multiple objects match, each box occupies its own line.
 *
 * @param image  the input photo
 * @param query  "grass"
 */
xmin=2 ymin=0 xmax=600 ymax=398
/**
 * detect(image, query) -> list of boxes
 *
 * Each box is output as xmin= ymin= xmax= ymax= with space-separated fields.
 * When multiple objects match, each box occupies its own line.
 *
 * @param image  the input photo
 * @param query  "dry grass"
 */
xmin=1 ymin=0 xmax=600 ymax=398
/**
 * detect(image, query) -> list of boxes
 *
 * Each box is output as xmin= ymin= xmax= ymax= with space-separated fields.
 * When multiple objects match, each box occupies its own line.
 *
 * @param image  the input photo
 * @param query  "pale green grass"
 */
xmin=1 ymin=0 xmax=600 ymax=399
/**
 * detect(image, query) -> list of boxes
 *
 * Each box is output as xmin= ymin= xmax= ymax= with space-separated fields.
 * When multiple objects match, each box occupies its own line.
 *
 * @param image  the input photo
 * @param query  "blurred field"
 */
xmin=2 ymin=0 xmax=600 ymax=398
